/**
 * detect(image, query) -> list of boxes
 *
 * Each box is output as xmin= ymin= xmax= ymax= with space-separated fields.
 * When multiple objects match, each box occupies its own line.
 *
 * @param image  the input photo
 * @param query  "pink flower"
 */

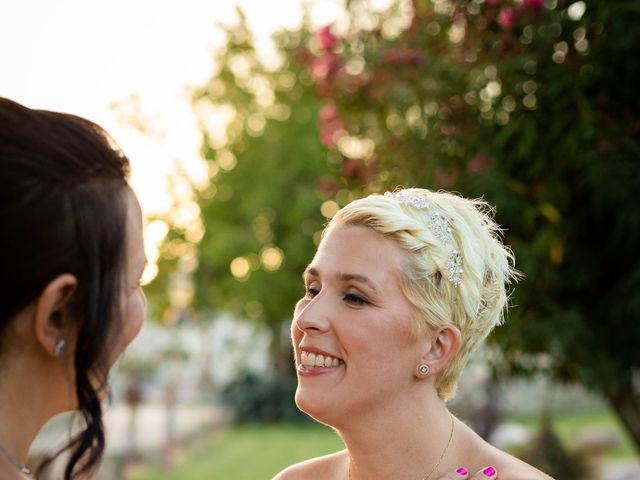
xmin=310 ymin=53 xmax=341 ymax=82
xmin=319 ymin=104 xmax=344 ymax=147
xmin=497 ymin=7 xmax=516 ymax=29
xmin=317 ymin=25 xmax=338 ymax=51
xmin=320 ymin=104 xmax=338 ymax=123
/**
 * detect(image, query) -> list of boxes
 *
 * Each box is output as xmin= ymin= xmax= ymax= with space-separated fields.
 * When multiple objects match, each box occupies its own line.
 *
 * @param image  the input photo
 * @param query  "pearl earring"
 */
xmin=54 ymin=339 xmax=67 ymax=357
xmin=416 ymin=363 xmax=430 ymax=377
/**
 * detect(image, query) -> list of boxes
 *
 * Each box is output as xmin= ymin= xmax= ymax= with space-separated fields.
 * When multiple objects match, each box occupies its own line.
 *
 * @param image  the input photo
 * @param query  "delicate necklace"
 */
xmin=0 ymin=442 xmax=33 ymax=478
xmin=348 ymin=411 xmax=455 ymax=480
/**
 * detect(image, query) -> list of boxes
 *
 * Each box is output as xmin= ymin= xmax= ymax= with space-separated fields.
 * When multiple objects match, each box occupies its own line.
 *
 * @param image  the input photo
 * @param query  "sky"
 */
xmin=0 ymin=0 xmax=359 ymax=281
xmin=0 ymin=0 xmax=351 ymax=207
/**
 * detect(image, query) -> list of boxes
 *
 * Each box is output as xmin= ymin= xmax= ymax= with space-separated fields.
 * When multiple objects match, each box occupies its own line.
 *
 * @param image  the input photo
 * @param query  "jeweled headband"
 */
xmin=384 ymin=190 xmax=464 ymax=287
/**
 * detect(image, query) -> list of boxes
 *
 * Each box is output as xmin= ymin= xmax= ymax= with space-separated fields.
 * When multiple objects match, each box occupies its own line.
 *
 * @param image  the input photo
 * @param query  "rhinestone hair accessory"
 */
xmin=384 ymin=190 xmax=464 ymax=287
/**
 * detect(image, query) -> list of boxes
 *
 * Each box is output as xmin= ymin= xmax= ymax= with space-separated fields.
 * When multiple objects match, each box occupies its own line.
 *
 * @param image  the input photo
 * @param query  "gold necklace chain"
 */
xmin=348 ymin=411 xmax=455 ymax=480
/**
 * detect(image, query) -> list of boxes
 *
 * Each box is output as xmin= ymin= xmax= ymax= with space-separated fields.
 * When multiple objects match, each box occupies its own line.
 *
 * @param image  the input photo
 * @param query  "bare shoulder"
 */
xmin=487 ymin=444 xmax=555 ymax=480
xmin=272 ymin=450 xmax=348 ymax=480
xmin=456 ymin=420 xmax=554 ymax=480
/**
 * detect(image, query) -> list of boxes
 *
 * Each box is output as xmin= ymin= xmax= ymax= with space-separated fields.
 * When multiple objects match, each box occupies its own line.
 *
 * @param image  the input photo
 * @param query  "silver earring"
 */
xmin=416 ymin=363 xmax=430 ymax=377
xmin=54 ymin=338 xmax=67 ymax=357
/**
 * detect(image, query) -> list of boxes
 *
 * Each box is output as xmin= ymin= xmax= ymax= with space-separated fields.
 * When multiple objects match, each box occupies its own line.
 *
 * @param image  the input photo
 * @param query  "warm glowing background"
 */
xmin=0 ymin=0 xmax=362 ymax=283
xmin=2 ymin=1 xmax=638 ymax=478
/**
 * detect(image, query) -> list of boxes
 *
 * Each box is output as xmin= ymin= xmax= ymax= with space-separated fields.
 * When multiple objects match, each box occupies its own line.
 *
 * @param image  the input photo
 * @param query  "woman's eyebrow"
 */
xmin=302 ymin=266 xmax=317 ymax=280
xmin=303 ymin=268 xmax=378 ymax=292
xmin=338 ymin=273 xmax=378 ymax=292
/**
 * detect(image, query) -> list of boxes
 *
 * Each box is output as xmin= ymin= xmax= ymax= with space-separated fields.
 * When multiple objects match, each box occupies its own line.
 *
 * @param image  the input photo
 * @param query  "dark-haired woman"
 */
xmin=0 ymin=97 xmax=147 ymax=479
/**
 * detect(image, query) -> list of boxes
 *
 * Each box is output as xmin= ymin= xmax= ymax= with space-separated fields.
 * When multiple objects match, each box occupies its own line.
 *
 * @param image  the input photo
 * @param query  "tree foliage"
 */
xmin=301 ymin=0 xmax=640 ymax=450
xmin=190 ymin=0 xmax=640 ymax=450
xmin=192 ymin=13 xmax=333 ymax=354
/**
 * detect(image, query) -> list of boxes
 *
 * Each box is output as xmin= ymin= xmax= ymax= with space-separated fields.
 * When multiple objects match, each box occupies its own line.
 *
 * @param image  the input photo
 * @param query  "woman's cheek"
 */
xmin=107 ymin=289 xmax=146 ymax=367
xmin=123 ymin=289 xmax=146 ymax=347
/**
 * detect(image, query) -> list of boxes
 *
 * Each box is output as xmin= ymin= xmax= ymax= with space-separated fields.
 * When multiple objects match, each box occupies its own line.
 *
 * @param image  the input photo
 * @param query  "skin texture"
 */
xmin=293 ymin=224 xmax=429 ymax=427
xmin=0 ymin=190 xmax=146 ymax=478
xmin=107 ymin=190 xmax=148 ymax=371
xmin=275 ymin=224 xmax=553 ymax=480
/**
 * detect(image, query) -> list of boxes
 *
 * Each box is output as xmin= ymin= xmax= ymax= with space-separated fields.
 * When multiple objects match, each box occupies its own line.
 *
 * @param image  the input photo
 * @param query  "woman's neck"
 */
xmin=337 ymin=391 xmax=457 ymax=480
xmin=0 ymin=454 xmax=31 ymax=480
xmin=0 ymin=358 xmax=60 ymax=471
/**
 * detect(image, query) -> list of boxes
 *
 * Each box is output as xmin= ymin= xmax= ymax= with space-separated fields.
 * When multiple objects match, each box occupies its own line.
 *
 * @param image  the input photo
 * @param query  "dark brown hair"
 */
xmin=0 ymin=97 xmax=131 ymax=478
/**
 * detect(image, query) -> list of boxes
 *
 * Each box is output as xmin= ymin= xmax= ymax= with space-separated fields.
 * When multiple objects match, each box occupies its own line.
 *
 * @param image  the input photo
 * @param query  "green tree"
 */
xmin=303 ymin=0 xmax=640 ymax=451
xmin=192 ymin=12 xmax=334 ymax=361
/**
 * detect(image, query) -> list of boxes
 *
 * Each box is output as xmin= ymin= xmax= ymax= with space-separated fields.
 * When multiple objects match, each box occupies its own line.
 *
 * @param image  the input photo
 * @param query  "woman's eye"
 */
xmin=344 ymin=292 xmax=369 ymax=306
xmin=305 ymin=284 xmax=320 ymax=298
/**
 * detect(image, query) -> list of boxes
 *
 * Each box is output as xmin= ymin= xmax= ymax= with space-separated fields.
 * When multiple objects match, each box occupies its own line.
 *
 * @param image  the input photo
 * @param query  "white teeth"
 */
xmin=301 ymin=352 xmax=316 ymax=366
xmin=300 ymin=350 xmax=342 ymax=368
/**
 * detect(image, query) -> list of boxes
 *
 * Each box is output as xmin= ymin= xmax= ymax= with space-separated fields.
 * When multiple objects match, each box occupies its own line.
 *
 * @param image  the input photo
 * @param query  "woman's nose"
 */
xmin=294 ymin=295 xmax=331 ymax=335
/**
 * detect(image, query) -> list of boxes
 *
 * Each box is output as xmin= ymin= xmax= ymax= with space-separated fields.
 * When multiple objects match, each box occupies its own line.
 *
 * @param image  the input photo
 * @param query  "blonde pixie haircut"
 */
xmin=329 ymin=188 xmax=519 ymax=400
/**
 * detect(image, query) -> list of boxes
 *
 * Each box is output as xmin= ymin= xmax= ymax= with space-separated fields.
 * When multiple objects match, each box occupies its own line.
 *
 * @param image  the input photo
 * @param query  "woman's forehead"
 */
xmin=312 ymin=224 xmax=406 ymax=279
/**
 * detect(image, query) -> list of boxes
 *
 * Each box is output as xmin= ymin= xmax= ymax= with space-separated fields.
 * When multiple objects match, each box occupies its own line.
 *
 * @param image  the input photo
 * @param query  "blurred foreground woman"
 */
xmin=0 ymin=98 xmax=147 ymax=479
xmin=276 ymin=188 xmax=553 ymax=480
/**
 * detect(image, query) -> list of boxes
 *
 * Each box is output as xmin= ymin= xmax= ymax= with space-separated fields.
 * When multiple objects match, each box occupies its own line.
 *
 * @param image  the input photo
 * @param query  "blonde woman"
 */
xmin=275 ymin=188 xmax=553 ymax=480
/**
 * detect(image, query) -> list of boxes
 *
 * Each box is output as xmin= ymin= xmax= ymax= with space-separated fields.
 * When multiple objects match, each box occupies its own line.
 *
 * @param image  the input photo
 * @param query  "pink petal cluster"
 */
xmin=497 ymin=7 xmax=516 ymax=29
xmin=310 ymin=53 xmax=341 ymax=82
xmin=317 ymin=25 xmax=338 ymax=51
xmin=319 ymin=104 xmax=344 ymax=147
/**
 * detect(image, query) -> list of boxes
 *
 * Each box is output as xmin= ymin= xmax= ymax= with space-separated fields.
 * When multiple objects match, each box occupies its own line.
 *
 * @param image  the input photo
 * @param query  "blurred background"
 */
xmin=1 ymin=0 xmax=639 ymax=479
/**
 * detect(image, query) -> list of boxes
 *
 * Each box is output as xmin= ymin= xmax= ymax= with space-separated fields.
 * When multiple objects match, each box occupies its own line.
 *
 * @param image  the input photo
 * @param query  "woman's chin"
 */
xmin=295 ymin=390 xmax=340 ymax=426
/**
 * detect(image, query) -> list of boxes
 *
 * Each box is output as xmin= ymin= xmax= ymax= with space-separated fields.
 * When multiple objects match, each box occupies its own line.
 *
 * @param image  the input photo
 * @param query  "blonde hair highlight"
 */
xmin=329 ymin=188 xmax=519 ymax=400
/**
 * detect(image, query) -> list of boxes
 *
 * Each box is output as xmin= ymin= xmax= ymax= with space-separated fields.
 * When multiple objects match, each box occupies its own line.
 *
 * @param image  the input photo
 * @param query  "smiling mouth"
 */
xmin=299 ymin=350 xmax=344 ymax=368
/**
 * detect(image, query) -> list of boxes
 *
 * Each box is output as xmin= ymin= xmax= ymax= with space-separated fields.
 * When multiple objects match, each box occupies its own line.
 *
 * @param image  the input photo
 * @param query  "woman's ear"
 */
xmin=33 ymin=274 xmax=78 ymax=357
xmin=418 ymin=325 xmax=462 ymax=376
